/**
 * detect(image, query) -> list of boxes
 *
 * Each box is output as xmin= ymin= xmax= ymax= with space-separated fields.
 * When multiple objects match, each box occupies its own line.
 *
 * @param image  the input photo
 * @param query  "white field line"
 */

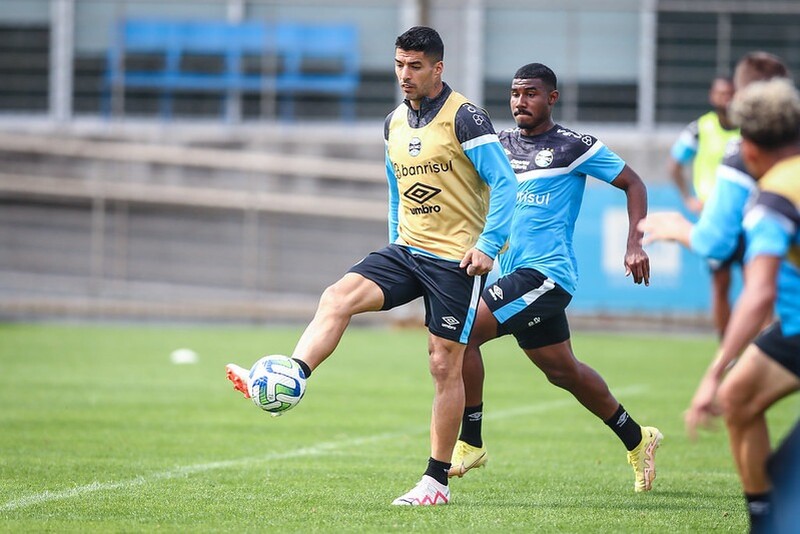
xmin=1 ymin=385 xmax=645 ymax=513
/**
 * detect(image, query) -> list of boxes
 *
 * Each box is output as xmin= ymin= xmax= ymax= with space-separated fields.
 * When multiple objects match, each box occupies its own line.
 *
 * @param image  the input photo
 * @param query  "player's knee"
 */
xmin=543 ymin=363 xmax=580 ymax=390
xmin=428 ymin=346 xmax=463 ymax=384
xmin=718 ymin=380 xmax=756 ymax=425
xmin=317 ymin=282 xmax=355 ymax=317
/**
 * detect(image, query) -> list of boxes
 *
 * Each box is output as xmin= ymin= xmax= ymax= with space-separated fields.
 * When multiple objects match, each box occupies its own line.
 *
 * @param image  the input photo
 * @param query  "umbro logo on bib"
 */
xmin=404 ymin=182 xmax=441 ymax=204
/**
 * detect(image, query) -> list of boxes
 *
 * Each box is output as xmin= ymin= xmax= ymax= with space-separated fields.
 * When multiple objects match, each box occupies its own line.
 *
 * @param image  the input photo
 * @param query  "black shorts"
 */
xmin=482 ymin=268 xmax=573 ymax=350
xmin=708 ymin=233 xmax=746 ymax=273
xmin=753 ymin=321 xmax=800 ymax=378
xmin=348 ymin=244 xmax=485 ymax=344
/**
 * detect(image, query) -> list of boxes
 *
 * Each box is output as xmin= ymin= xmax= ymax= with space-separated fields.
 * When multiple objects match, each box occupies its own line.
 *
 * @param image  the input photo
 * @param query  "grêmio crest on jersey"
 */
xmin=500 ymin=125 xmax=599 ymax=174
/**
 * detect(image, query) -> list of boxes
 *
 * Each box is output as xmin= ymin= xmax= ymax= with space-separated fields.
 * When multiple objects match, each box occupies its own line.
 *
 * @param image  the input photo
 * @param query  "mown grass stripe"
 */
xmin=2 ymin=386 xmax=646 ymax=512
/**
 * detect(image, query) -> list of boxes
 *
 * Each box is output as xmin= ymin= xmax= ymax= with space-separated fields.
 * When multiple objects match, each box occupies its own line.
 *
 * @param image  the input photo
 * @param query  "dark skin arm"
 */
xmin=610 ymin=165 xmax=650 ymax=286
xmin=668 ymin=158 xmax=704 ymax=214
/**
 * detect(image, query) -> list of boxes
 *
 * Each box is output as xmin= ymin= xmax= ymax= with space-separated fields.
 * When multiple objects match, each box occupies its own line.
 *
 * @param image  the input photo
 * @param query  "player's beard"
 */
xmin=514 ymin=112 xmax=538 ymax=130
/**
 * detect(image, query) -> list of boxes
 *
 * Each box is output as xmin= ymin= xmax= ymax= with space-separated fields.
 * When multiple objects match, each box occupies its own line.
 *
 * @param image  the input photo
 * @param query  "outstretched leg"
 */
xmin=291 ymin=272 xmax=384 ymax=370
xmin=524 ymin=339 xmax=618 ymax=419
xmin=226 ymin=272 xmax=384 ymax=396
xmin=525 ymin=338 xmax=662 ymax=492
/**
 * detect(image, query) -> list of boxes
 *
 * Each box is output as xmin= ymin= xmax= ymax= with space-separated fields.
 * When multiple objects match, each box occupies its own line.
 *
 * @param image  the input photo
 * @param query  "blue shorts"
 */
xmin=482 ymin=268 xmax=573 ymax=350
xmin=754 ymin=321 xmax=800 ymax=378
xmin=348 ymin=244 xmax=485 ymax=344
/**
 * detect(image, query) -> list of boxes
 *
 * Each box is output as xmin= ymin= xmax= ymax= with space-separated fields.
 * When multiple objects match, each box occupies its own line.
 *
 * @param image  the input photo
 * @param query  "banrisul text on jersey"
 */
xmin=384 ymin=83 xmax=515 ymax=262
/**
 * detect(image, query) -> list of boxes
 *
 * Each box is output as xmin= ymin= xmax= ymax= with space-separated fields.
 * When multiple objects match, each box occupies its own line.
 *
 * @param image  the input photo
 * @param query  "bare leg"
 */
xmin=462 ymin=299 xmax=499 ymax=406
xmin=717 ymin=344 xmax=800 ymax=493
xmin=711 ymin=266 xmax=732 ymax=339
xmin=226 ymin=272 xmax=384 ymax=396
xmin=292 ymin=272 xmax=385 ymax=371
xmin=428 ymin=334 xmax=467 ymax=463
xmin=524 ymin=339 xmax=619 ymax=420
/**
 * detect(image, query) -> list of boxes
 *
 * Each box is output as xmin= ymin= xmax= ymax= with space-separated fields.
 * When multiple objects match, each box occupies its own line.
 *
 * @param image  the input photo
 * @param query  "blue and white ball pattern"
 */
xmin=247 ymin=355 xmax=307 ymax=414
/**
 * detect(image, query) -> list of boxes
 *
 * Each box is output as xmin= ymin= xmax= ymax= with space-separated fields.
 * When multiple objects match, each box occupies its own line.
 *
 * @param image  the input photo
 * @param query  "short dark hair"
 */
xmin=513 ymin=63 xmax=557 ymax=91
xmin=395 ymin=26 xmax=444 ymax=63
xmin=737 ymin=51 xmax=790 ymax=83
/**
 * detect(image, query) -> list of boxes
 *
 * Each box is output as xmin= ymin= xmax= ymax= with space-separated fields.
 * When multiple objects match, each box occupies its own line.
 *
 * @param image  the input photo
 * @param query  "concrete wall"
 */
xmin=0 ymin=121 xmax=710 ymax=326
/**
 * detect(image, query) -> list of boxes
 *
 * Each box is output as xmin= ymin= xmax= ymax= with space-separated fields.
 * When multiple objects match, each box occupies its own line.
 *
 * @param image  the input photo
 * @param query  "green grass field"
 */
xmin=1 ymin=323 xmax=796 ymax=532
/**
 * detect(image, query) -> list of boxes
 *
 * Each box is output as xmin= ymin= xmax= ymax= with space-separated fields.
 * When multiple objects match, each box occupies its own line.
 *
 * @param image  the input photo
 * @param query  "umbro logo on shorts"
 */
xmin=441 ymin=316 xmax=460 ymax=330
xmin=488 ymin=285 xmax=503 ymax=301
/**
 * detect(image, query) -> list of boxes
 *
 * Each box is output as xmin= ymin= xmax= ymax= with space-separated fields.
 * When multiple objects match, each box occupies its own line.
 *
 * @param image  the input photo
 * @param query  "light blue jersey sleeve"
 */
xmin=575 ymin=143 xmax=625 ymax=183
xmin=463 ymin=135 xmax=517 ymax=258
xmin=689 ymin=163 xmax=755 ymax=260
xmin=670 ymin=121 xmax=698 ymax=164
xmin=743 ymin=199 xmax=794 ymax=261
xmin=385 ymin=145 xmax=400 ymax=243
xmin=744 ymin=191 xmax=800 ymax=336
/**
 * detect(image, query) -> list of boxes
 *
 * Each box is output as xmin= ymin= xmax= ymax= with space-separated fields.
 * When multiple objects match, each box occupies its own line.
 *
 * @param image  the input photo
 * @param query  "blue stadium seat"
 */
xmin=102 ymin=19 xmax=359 ymax=121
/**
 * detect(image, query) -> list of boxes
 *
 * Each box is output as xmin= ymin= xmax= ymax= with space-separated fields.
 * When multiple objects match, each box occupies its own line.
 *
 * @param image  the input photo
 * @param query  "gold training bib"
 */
xmin=387 ymin=91 xmax=489 ymax=261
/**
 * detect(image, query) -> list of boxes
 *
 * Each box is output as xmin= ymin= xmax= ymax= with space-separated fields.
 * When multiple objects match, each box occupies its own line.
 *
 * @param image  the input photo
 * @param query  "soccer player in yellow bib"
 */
xmin=684 ymin=77 xmax=800 ymax=534
xmin=669 ymin=77 xmax=738 ymax=214
xmin=225 ymin=26 xmax=517 ymax=506
xmin=669 ymin=77 xmax=740 ymax=339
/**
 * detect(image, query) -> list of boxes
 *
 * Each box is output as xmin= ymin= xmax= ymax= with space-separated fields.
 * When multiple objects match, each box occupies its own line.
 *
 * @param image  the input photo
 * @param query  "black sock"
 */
xmin=292 ymin=358 xmax=312 ymax=378
xmin=745 ymin=492 xmax=773 ymax=534
xmin=458 ymin=403 xmax=484 ymax=448
xmin=603 ymin=404 xmax=642 ymax=451
xmin=424 ymin=457 xmax=450 ymax=486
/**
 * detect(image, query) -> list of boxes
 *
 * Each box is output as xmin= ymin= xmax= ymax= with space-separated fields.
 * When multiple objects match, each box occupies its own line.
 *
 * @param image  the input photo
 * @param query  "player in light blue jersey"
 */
xmin=449 ymin=63 xmax=663 ymax=493
xmin=640 ymin=52 xmax=790 ymax=338
xmin=684 ymin=78 xmax=800 ymax=534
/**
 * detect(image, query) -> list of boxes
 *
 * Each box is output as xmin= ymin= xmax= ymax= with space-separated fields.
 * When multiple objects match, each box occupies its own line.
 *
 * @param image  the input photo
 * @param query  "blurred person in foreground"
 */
xmin=225 ymin=26 xmax=517 ymax=506
xmin=669 ymin=76 xmax=740 ymax=338
xmin=684 ymin=77 xmax=800 ymax=533
xmin=640 ymin=52 xmax=789 ymax=337
xmin=448 ymin=63 xmax=662 ymax=493
xmin=767 ymin=418 xmax=800 ymax=532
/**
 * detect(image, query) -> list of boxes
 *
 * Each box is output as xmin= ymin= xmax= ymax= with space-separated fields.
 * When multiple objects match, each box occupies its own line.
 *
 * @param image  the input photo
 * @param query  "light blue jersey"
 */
xmin=689 ymin=139 xmax=757 ymax=262
xmin=670 ymin=119 xmax=699 ymax=165
xmin=497 ymin=125 xmax=626 ymax=294
xmin=742 ymin=156 xmax=800 ymax=336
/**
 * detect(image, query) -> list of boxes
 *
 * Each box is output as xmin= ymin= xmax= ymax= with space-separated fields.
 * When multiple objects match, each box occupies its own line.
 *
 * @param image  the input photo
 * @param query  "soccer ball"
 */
xmin=248 ymin=355 xmax=307 ymax=414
